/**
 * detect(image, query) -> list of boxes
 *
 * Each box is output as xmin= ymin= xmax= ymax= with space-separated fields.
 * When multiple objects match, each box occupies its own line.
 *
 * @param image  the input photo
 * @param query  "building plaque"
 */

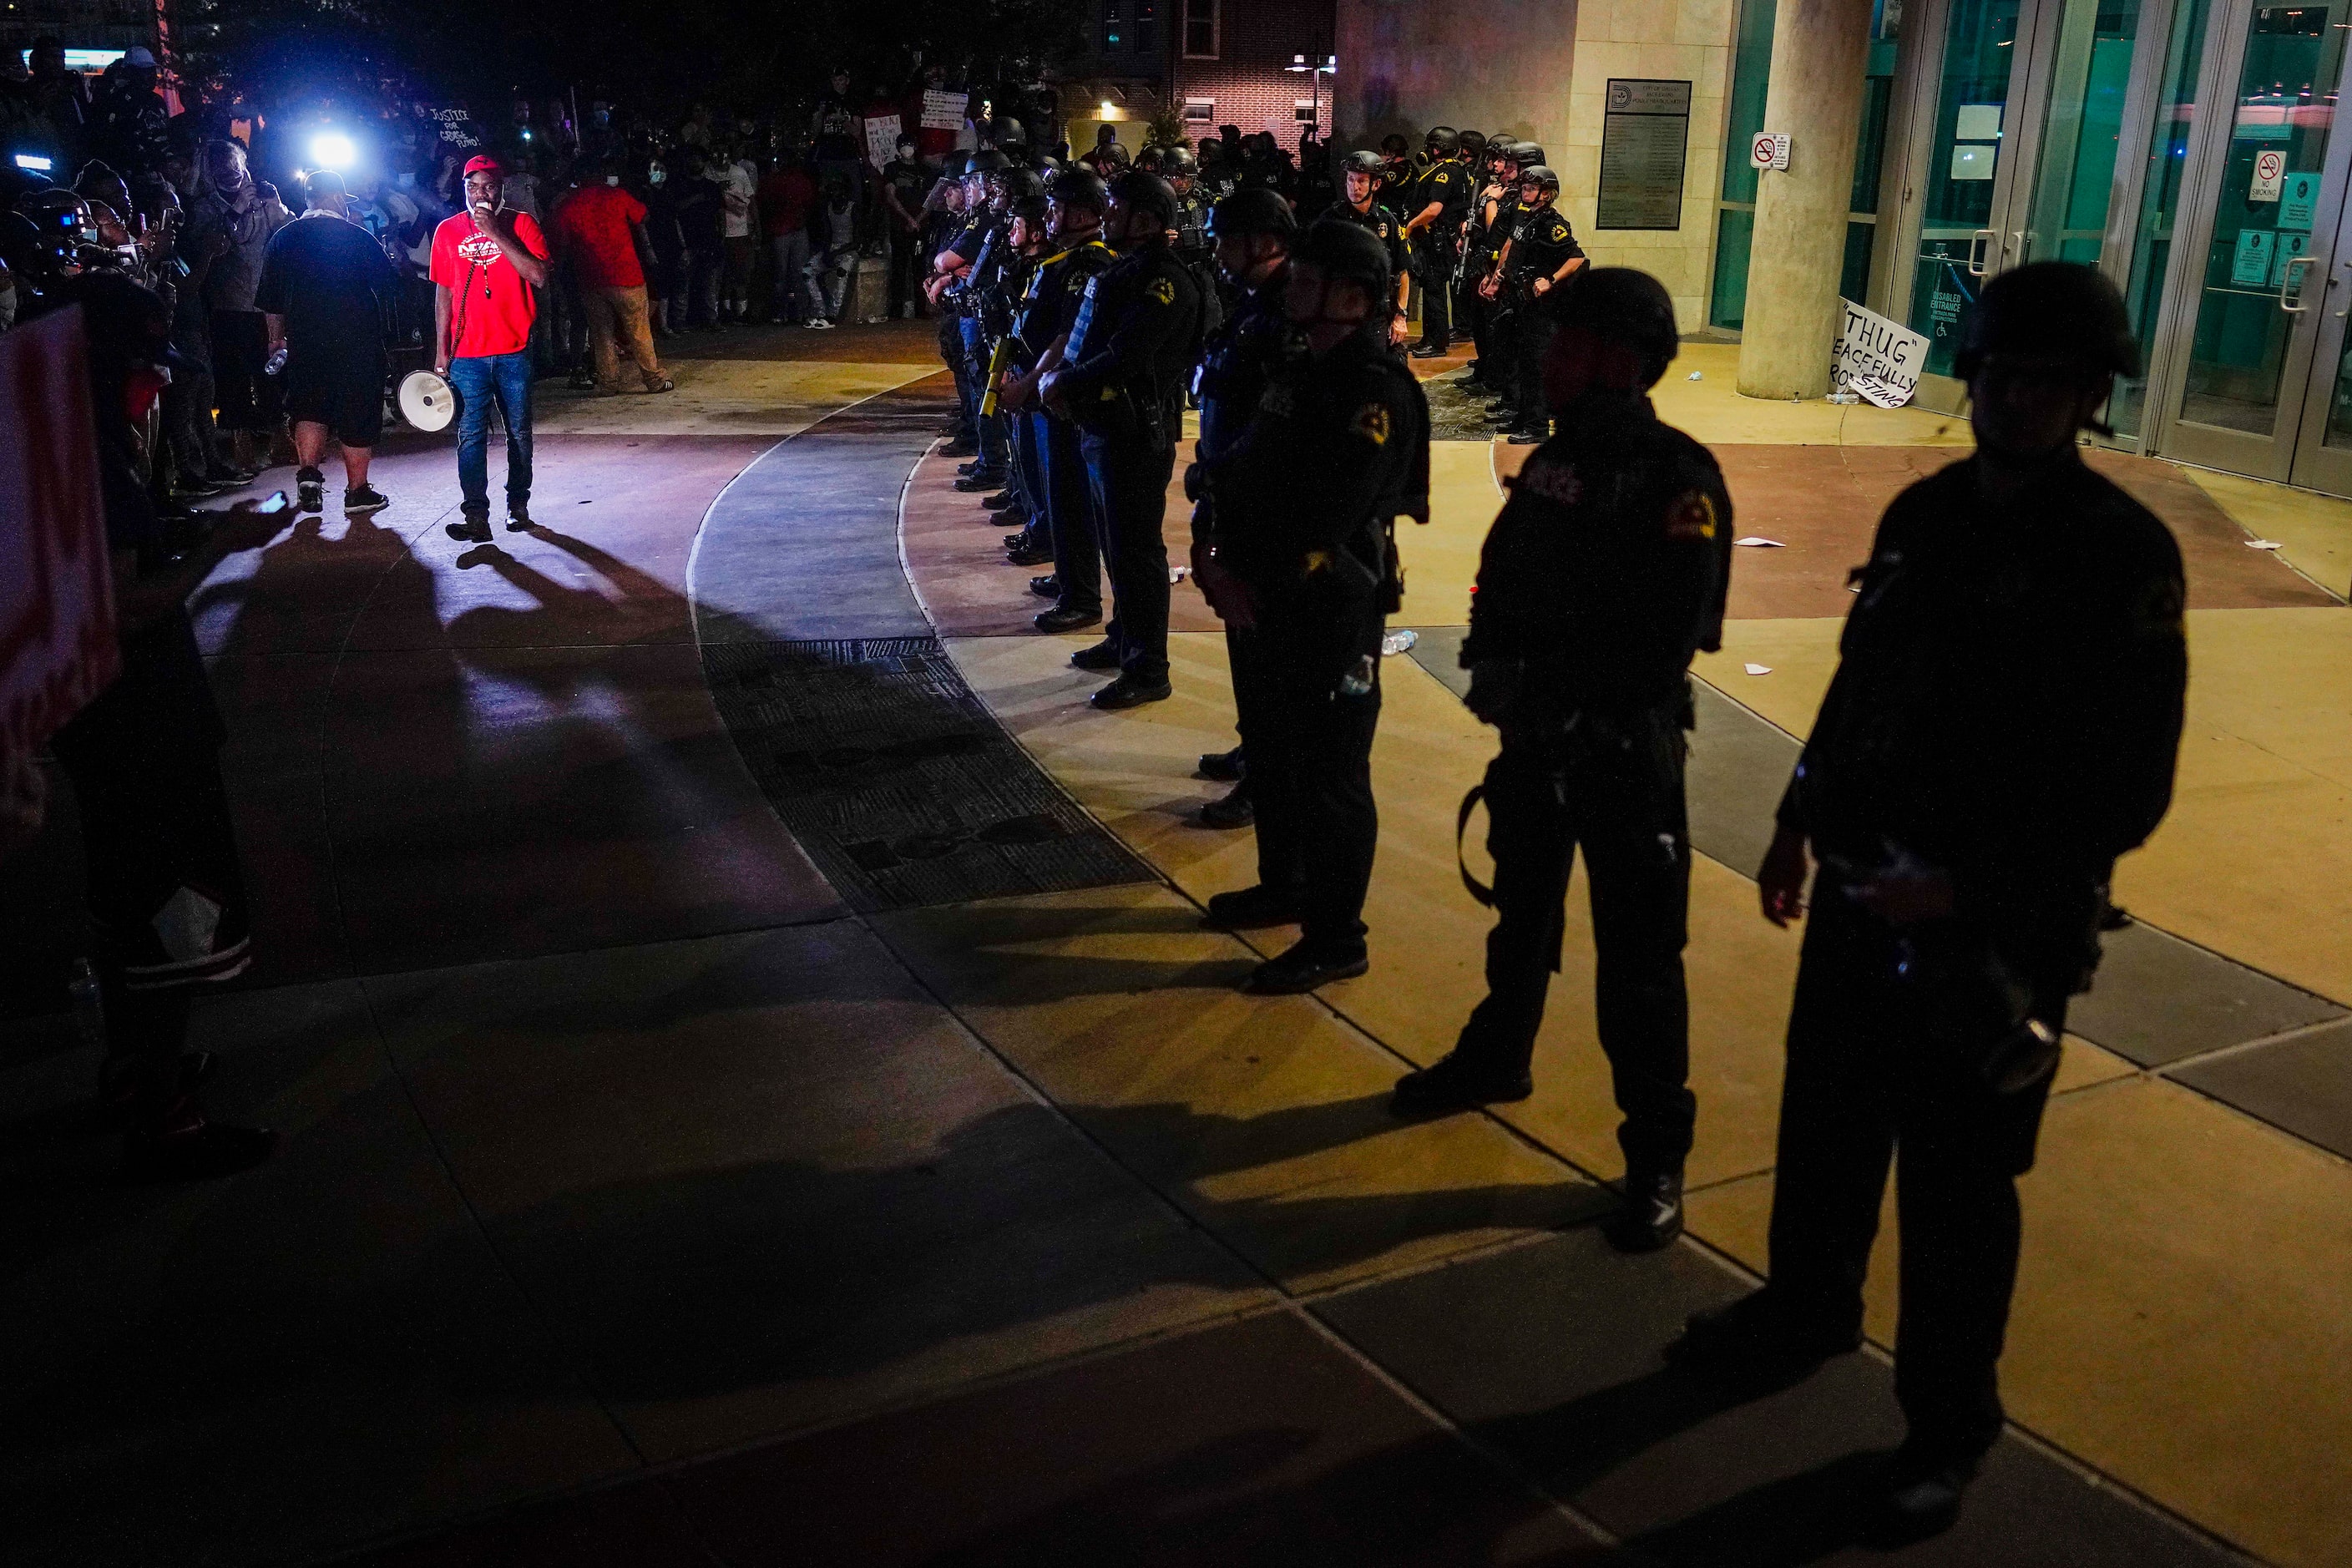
xmin=1597 ymin=78 xmax=1692 ymax=230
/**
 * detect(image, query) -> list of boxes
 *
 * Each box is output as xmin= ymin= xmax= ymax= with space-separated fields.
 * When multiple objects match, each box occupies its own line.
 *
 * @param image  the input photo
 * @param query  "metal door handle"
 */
xmin=2010 ymin=229 xmax=2027 ymax=262
xmin=1967 ymin=229 xmax=1996 ymax=276
xmin=2281 ymin=254 xmax=2317 ymax=311
xmin=2334 ymin=260 xmax=2352 ymax=317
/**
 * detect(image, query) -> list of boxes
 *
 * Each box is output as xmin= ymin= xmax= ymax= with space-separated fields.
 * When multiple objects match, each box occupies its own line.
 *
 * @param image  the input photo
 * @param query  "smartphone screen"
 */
xmin=255 ymin=490 xmax=291 ymax=515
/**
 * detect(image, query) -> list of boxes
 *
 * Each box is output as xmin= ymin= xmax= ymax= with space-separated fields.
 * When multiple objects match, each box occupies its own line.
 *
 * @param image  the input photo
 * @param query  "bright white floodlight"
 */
xmin=309 ymin=132 xmax=357 ymax=169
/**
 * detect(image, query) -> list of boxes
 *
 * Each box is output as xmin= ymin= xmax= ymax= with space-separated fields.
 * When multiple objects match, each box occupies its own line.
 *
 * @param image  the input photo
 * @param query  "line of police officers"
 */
xmin=925 ymin=136 xmax=2188 ymax=1543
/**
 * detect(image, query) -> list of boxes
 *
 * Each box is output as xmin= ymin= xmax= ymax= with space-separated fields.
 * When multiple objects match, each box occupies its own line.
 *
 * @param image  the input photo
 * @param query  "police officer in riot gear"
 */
xmin=1461 ymin=139 xmax=1523 ymax=396
xmin=1484 ymin=163 xmax=1585 ymax=443
xmin=1330 ymin=150 xmax=1411 ymax=350
xmin=1394 ymin=270 xmax=1730 ymax=1258
xmin=1403 ymin=126 xmax=1473 ymax=357
xmin=1671 ymin=264 xmax=2188 ymax=1544
xmin=999 ymin=168 xmax=1118 ymax=637
xmin=1196 ymin=217 xmax=1429 ymax=994
xmin=1186 ymin=187 xmax=1304 ymax=833
xmin=1162 ymin=145 xmax=1224 ymax=341
xmin=1040 ymin=169 xmax=1203 ymax=709
xmin=989 ymin=187 xmax=1055 ymax=567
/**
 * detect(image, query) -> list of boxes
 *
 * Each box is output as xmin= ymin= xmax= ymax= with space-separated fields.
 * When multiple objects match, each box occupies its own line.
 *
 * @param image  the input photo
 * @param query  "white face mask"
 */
xmin=604 ymin=175 xmax=620 ymax=186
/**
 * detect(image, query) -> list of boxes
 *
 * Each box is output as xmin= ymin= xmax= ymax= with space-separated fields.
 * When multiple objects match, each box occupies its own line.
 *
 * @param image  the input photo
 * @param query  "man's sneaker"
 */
xmin=1029 ymin=574 xmax=1060 ymax=599
xmin=1197 ymin=746 xmax=1246 ymax=782
xmin=982 ymin=490 xmax=1018 ymax=510
xmin=1069 ymin=638 xmax=1121 ymax=670
xmin=1665 ymin=1287 xmax=1864 ymax=1391
xmin=1602 ymin=1169 xmax=1686 ymax=1253
xmin=1390 ymin=1050 xmax=1535 ymax=1116
xmin=1090 ymin=673 xmax=1171 ymax=710
xmin=804 ymin=317 xmax=836 ymax=329
xmin=120 ymin=1114 xmax=276 ymax=1182
xmin=295 ymin=467 xmax=325 ymax=513
xmin=506 ymin=505 xmax=534 ymax=531
xmin=1507 ymin=427 xmax=1549 ymax=445
xmin=446 ymin=511 xmax=493 ymax=543
xmin=1196 ymin=781 xmax=1254 ymax=829
xmin=344 ymin=483 xmax=390 ymax=515
xmin=1862 ymin=1443 xmax=1985 ymax=1548
xmin=1247 ymin=940 xmax=1369 ymax=995
xmin=1409 ymin=341 xmax=1451 ymax=359
xmin=1204 ymin=883 xmax=1302 ymax=929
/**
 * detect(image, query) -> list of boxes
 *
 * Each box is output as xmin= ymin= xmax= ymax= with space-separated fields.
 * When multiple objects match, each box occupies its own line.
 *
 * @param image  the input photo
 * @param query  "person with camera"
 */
xmin=255 ymin=169 xmax=397 ymax=515
xmin=1668 ymin=264 xmax=2188 ymax=1543
xmin=431 ymin=153 xmax=549 ymax=542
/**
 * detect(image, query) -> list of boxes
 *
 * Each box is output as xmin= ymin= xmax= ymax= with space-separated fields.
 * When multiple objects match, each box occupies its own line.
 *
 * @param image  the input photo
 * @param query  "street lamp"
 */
xmin=1285 ymin=52 xmax=1337 ymax=139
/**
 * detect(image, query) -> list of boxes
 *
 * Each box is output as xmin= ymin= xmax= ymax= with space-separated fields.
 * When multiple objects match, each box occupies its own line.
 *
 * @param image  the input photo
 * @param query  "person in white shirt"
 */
xmin=720 ymin=140 xmax=757 ymax=321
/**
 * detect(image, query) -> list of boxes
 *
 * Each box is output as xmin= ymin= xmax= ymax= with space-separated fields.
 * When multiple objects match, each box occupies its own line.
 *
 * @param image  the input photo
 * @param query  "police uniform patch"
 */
xmin=1147 ymin=276 xmax=1176 ymax=306
xmin=1665 ymin=490 xmax=1718 ymax=541
xmin=1353 ymin=402 xmax=1391 ymax=445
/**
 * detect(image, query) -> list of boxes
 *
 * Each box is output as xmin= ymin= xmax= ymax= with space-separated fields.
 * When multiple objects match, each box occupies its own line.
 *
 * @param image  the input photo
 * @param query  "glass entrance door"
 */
xmin=2157 ymin=0 xmax=2352 ymax=478
xmin=1889 ymin=0 xmax=2151 ymax=408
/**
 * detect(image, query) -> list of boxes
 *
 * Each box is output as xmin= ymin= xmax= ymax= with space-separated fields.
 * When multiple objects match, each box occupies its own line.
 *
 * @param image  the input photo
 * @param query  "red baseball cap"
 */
xmin=463 ymin=154 xmax=504 ymax=178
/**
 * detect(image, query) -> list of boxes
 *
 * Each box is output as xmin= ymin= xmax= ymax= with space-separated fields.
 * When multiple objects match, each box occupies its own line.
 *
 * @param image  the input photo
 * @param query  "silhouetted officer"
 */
xmin=1185 ymin=188 xmax=1305 ymax=832
xmin=1403 ymin=126 xmax=1472 ymax=358
xmin=1196 ymin=218 xmax=1429 ymax=995
xmin=1041 ymin=169 xmax=1203 ymax=710
xmin=1393 ymin=270 xmax=1729 ymax=1257
xmin=1672 ymin=263 xmax=2188 ymax=1545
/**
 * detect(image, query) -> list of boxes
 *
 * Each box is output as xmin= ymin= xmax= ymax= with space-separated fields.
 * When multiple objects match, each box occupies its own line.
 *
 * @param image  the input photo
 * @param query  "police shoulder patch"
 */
xmin=1352 ymin=402 xmax=1391 ymax=445
xmin=1665 ymin=489 xmax=1718 ymax=541
xmin=1147 ymin=276 xmax=1176 ymax=305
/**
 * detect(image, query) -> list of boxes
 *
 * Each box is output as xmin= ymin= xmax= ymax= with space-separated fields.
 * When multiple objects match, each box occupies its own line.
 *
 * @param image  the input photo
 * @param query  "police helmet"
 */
xmin=1460 ymin=130 xmax=1490 ymax=161
xmin=1135 ymin=144 xmax=1166 ymax=172
xmin=1954 ymin=260 xmax=2141 ymax=381
xmin=1379 ymin=133 xmax=1411 ymax=158
xmin=1425 ymin=126 xmax=1461 ymax=156
xmin=1109 ymin=168 xmax=1180 ymax=230
xmin=1517 ymin=164 xmax=1560 ymax=198
xmin=942 ymin=151 xmax=975 ymax=180
xmin=1207 ymin=187 xmax=1297 ymax=245
xmin=991 ymin=115 xmax=1029 ymax=148
xmin=966 ymin=149 xmax=1012 ymax=175
xmin=1513 ymin=142 xmax=1548 ymax=169
xmin=1161 ymin=145 xmax=1198 ymax=178
xmin=1047 ymin=165 xmax=1110 ymax=215
xmin=1545 ymin=267 xmax=1681 ymax=387
xmin=1010 ymin=192 xmax=1051 ymax=227
xmin=1342 ymin=149 xmax=1385 ymax=179
xmin=1294 ymin=215 xmax=1392 ymax=301
xmin=997 ymin=167 xmax=1044 ymax=202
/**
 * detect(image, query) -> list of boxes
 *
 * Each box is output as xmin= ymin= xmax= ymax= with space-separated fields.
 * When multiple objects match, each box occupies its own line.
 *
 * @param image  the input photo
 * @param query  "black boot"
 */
xmin=1601 ymin=1168 xmax=1685 ymax=1253
xmin=1390 ymin=1049 xmax=1534 ymax=1117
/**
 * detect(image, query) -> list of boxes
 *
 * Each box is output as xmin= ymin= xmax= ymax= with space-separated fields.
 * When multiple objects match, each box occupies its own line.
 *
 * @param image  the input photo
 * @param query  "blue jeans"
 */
xmin=450 ymin=351 xmax=534 ymax=516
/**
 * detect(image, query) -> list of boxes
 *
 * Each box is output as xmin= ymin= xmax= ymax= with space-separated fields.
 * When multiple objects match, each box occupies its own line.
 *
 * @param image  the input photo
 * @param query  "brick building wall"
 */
xmin=1170 ymin=0 xmax=1338 ymax=144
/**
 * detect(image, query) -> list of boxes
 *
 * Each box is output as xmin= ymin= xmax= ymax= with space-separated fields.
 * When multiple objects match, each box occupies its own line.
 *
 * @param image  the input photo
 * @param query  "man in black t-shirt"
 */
xmin=256 ymin=170 xmax=399 ymax=513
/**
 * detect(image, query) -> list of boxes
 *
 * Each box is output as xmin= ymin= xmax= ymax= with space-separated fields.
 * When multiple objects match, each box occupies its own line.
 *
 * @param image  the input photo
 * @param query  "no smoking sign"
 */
xmin=2253 ymin=149 xmax=2285 ymax=203
xmin=1751 ymin=132 xmax=1791 ymax=172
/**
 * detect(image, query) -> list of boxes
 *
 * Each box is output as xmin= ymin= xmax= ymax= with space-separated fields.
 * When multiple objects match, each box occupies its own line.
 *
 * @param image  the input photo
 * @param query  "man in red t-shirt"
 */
xmin=552 ymin=154 xmax=673 ymax=393
xmin=430 ymin=153 xmax=552 ymax=540
xmin=758 ymin=154 xmax=817 ymax=323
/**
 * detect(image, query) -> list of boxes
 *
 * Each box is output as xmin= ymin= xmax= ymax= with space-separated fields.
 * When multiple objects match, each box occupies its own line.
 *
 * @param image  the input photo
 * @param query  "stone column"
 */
xmin=1737 ymin=0 xmax=1876 ymax=400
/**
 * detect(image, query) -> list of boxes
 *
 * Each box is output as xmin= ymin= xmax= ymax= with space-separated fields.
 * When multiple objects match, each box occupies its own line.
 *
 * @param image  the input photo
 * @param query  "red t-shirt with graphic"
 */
xmin=429 ymin=210 xmax=549 ymax=358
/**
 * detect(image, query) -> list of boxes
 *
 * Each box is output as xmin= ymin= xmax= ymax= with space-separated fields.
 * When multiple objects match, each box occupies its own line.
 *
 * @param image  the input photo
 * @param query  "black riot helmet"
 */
xmin=1047 ymin=164 xmax=1110 ymax=216
xmin=1954 ymin=260 xmax=2142 ymax=382
xmin=1135 ymin=144 xmax=1166 ymax=172
xmin=1425 ymin=126 xmax=1460 ymax=157
xmin=1109 ymin=168 xmax=1179 ymax=231
xmin=1545 ymin=266 xmax=1681 ymax=387
xmin=1460 ymin=129 xmax=1489 ymax=164
xmin=1009 ymin=191 xmax=1051 ymax=231
xmin=1517 ymin=164 xmax=1561 ymax=200
xmin=1160 ymin=144 xmax=1198 ymax=179
xmin=1342 ymin=149 xmax=1384 ymax=180
xmin=996 ymin=166 xmax=1044 ymax=203
xmin=941 ymin=150 xmax=974 ymax=180
xmin=991 ymin=114 xmax=1029 ymax=149
xmin=1378 ymin=133 xmax=1411 ymax=159
xmin=1208 ymin=187 xmax=1297 ymax=245
xmin=966 ymin=148 xmax=1011 ymax=175
xmin=1294 ymin=215 xmax=1393 ymax=304
xmin=1513 ymin=142 xmax=1548 ymax=169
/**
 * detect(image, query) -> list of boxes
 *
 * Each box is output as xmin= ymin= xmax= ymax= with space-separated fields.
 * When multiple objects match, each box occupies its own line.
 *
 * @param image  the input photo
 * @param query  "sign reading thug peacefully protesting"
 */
xmin=1830 ymin=297 xmax=1930 ymax=408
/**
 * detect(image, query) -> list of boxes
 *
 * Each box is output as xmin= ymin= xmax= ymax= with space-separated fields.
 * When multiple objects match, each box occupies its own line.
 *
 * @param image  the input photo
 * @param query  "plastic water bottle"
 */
xmin=1380 ymin=628 xmax=1419 ymax=657
xmin=68 ymin=958 xmax=106 ymax=1053
xmin=264 ymin=345 xmax=288 ymax=377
